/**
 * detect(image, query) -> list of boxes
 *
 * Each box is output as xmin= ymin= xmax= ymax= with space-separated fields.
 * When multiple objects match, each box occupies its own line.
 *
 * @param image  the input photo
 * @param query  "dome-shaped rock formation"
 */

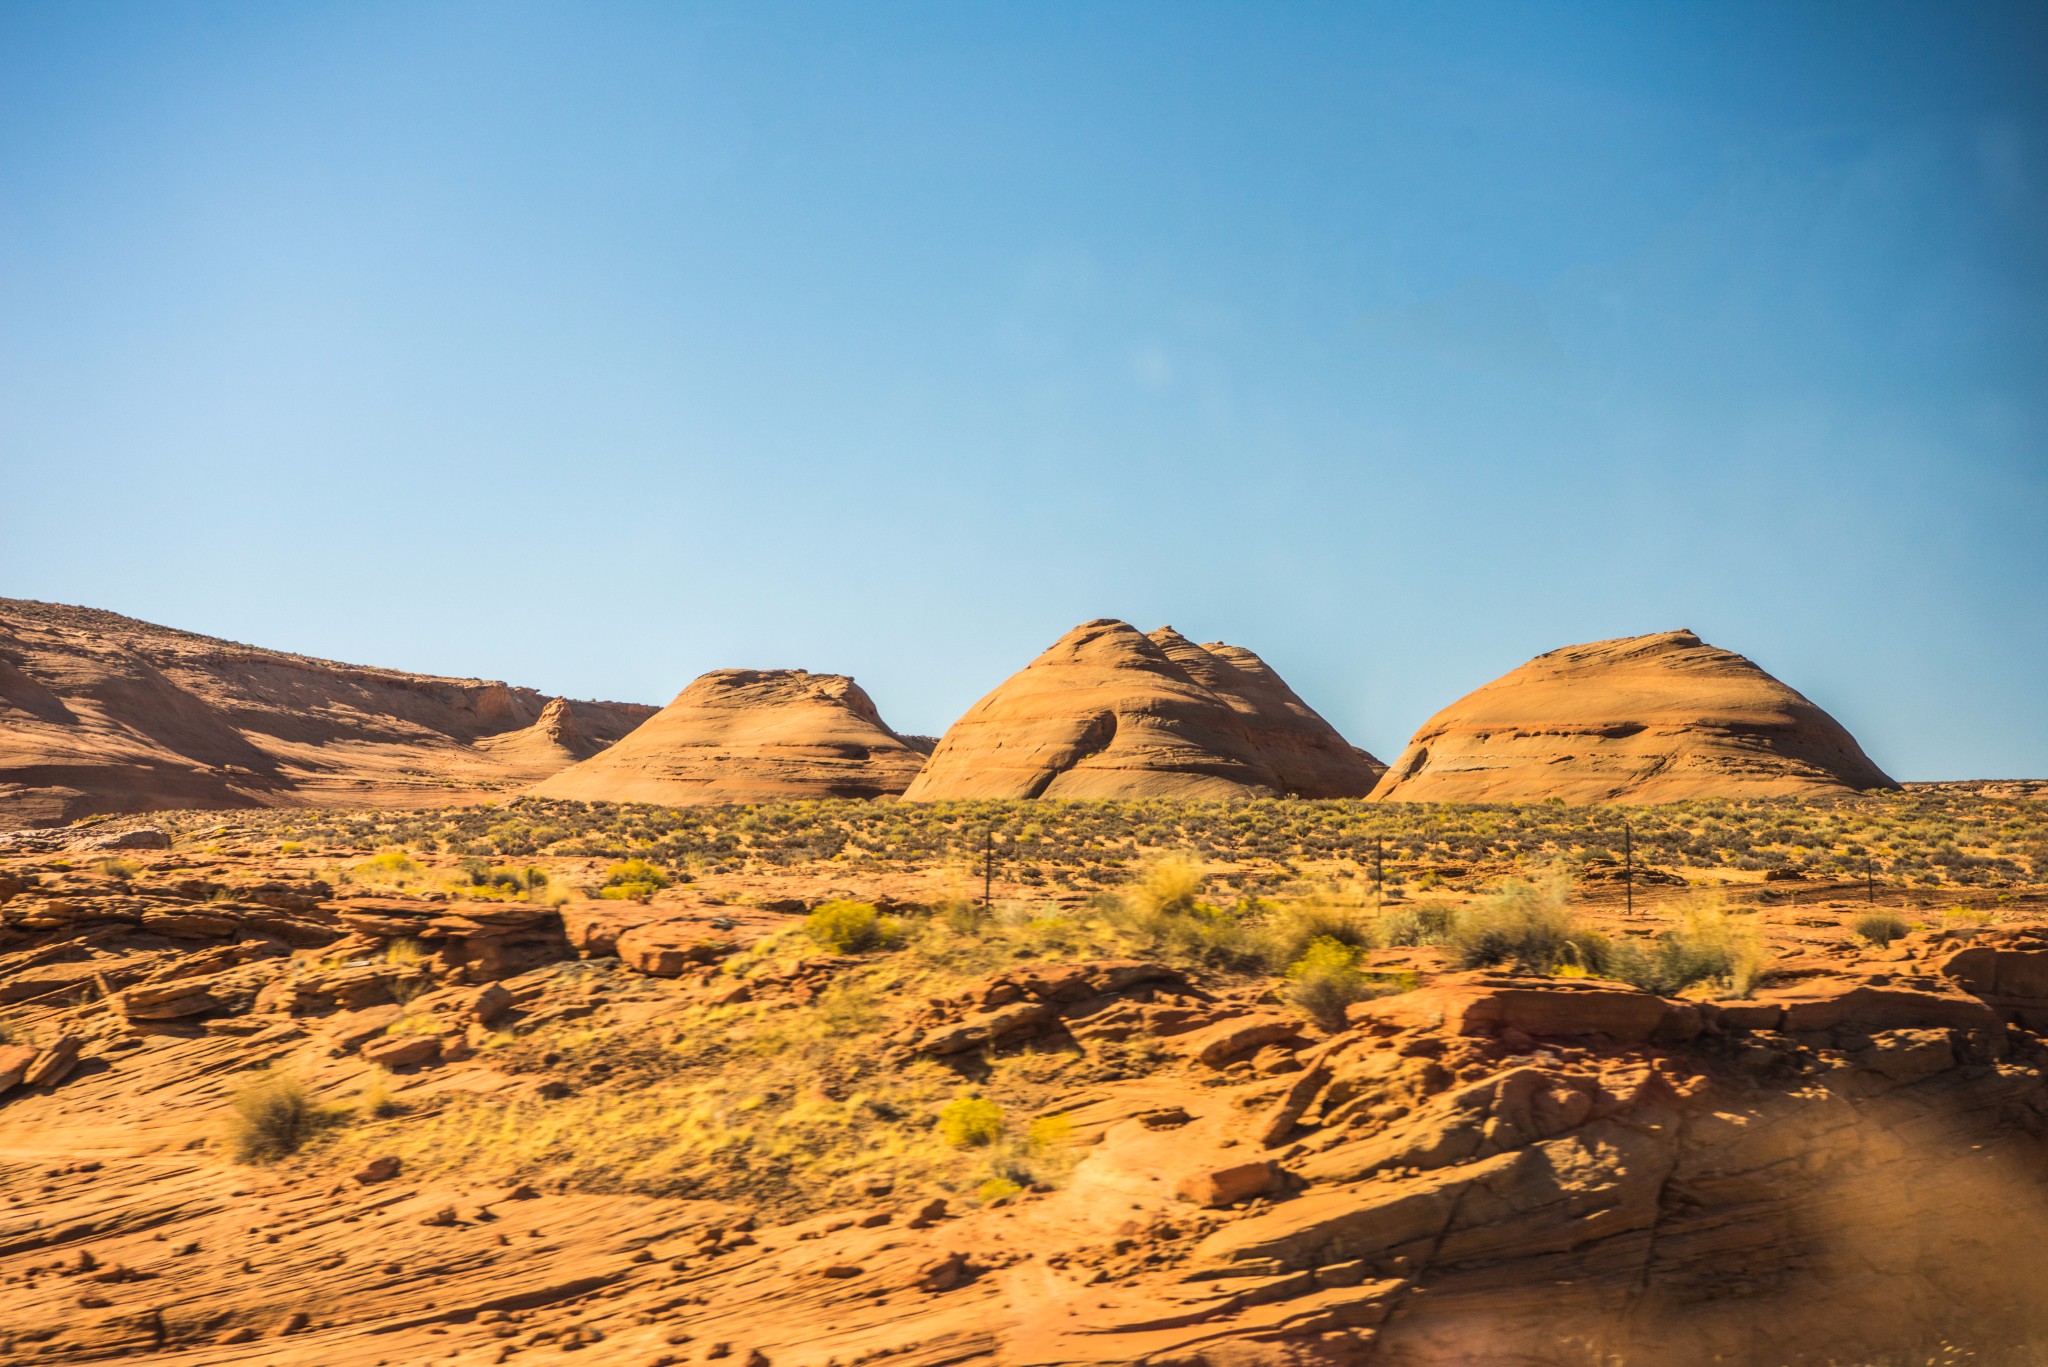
xmin=532 ymin=669 xmax=927 ymax=804
xmin=475 ymin=697 xmax=603 ymax=769
xmin=1370 ymin=629 xmax=1897 ymax=804
xmin=901 ymin=619 xmax=1383 ymax=801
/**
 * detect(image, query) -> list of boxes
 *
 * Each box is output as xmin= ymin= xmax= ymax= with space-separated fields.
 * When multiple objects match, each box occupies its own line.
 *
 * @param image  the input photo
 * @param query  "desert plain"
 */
xmin=3 ymin=597 xmax=2047 ymax=1366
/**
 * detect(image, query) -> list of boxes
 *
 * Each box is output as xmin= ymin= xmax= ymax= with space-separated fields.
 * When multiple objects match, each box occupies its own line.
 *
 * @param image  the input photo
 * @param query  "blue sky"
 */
xmin=2 ymin=1 xmax=2044 ymax=779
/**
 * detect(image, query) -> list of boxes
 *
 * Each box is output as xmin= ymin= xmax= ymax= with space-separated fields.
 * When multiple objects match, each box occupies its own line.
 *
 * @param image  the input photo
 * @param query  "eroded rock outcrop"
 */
xmin=534 ymin=670 xmax=928 ymax=804
xmin=1371 ymin=628 xmax=1897 ymax=803
xmin=0 ymin=598 xmax=655 ymax=826
xmin=903 ymin=619 xmax=1384 ymax=800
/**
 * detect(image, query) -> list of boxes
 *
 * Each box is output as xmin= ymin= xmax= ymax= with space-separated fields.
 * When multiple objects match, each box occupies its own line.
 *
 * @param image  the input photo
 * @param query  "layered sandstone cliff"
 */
xmin=1371 ymin=628 xmax=1897 ymax=803
xmin=532 ymin=669 xmax=927 ymax=804
xmin=902 ymin=619 xmax=1383 ymax=800
xmin=0 ymin=599 xmax=653 ymax=826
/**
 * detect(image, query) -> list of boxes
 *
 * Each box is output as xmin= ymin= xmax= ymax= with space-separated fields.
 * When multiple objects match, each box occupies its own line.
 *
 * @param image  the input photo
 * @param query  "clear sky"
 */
xmin=3 ymin=2 xmax=2044 ymax=780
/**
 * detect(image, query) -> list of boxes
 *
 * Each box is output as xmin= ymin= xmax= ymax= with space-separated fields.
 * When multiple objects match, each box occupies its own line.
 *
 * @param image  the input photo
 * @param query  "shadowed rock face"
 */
xmin=0 ymin=598 xmax=654 ymax=827
xmin=532 ymin=669 xmax=927 ymax=804
xmin=902 ymin=618 xmax=1383 ymax=800
xmin=1371 ymin=629 xmax=1897 ymax=804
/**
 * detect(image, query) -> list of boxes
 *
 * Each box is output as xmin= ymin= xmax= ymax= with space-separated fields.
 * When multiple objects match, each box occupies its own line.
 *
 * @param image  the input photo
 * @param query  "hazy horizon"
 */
xmin=4 ymin=2 xmax=2044 ymax=780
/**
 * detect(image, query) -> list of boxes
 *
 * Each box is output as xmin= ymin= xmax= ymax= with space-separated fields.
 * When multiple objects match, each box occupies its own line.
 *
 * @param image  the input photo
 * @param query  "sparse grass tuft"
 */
xmin=228 ymin=1071 xmax=340 ymax=1163
xmin=1854 ymin=911 xmax=1912 ymax=947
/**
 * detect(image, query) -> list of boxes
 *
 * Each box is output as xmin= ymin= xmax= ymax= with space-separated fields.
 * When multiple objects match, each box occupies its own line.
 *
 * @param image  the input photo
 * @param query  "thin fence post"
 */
xmin=1624 ymin=822 xmax=1633 ymax=918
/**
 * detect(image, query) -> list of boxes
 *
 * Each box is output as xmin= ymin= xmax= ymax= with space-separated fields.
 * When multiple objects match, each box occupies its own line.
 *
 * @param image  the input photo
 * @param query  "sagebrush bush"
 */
xmin=1447 ymin=879 xmax=1605 ymax=975
xmin=805 ymin=900 xmax=902 ymax=953
xmin=976 ymin=1176 xmax=1023 ymax=1205
xmin=1257 ymin=899 xmax=1376 ymax=971
xmin=1854 ymin=911 xmax=1911 ymax=947
xmin=939 ymin=1096 xmax=1004 ymax=1147
xmin=1025 ymin=1113 xmax=1074 ymax=1152
xmin=1378 ymin=904 xmax=1454 ymax=947
xmin=229 ymin=1072 xmax=337 ymax=1163
xmin=1105 ymin=858 xmax=1258 ymax=967
xmin=1284 ymin=935 xmax=1391 ymax=1030
xmin=598 ymin=858 xmax=670 ymax=903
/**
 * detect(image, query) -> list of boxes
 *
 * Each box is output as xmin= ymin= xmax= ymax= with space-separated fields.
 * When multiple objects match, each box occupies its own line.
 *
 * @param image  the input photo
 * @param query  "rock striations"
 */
xmin=1371 ymin=628 xmax=1898 ymax=804
xmin=903 ymin=618 xmax=1383 ymax=801
xmin=533 ymin=669 xmax=928 ymax=804
xmin=0 ymin=599 xmax=654 ymax=827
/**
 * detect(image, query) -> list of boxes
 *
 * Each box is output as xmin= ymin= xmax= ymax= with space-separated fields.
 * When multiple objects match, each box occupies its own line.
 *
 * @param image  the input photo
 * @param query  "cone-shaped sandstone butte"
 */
xmin=902 ymin=619 xmax=1384 ymax=800
xmin=532 ymin=669 xmax=928 ymax=804
xmin=1369 ymin=629 xmax=1897 ymax=804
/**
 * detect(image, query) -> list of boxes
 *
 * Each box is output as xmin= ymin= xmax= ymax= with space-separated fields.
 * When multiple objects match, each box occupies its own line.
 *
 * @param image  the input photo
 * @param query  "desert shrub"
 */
xmin=805 ymin=900 xmax=903 ymax=953
xmin=1257 ymin=898 xmax=1376 ymax=970
xmin=598 ymin=858 xmax=670 ymax=903
xmin=1854 ymin=911 xmax=1911 ymax=947
xmin=1284 ymin=936 xmax=1405 ymax=1030
xmin=938 ymin=1096 xmax=1005 ymax=1148
xmin=229 ymin=1071 xmax=338 ymax=1163
xmin=1378 ymin=904 xmax=1455 ymax=947
xmin=278 ymin=841 xmax=305 ymax=855
xmin=976 ymin=1176 xmax=1023 ymax=1205
xmin=1447 ymin=879 xmax=1605 ymax=975
xmin=93 ymin=857 xmax=141 ymax=880
xmin=1605 ymin=903 xmax=1769 ymax=997
xmin=1105 ymin=858 xmax=1256 ymax=967
xmin=1025 ymin=1113 xmax=1074 ymax=1153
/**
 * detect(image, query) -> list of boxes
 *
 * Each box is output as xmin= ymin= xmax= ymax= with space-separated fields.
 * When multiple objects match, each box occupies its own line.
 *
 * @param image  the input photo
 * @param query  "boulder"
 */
xmin=1348 ymin=973 xmax=1675 ymax=1043
xmin=361 ymin=1035 xmax=440 ymax=1069
xmin=1176 ymin=1160 xmax=1281 ymax=1208
xmin=24 ymin=1035 xmax=83 ymax=1087
xmin=1369 ymin=629 xmax=1897 ymax=803
xmin=614 ymin=924 xmax=738 ymax=978
xmin=903 ymin=619 xmax=1383 ymax=800
xmin=117 ymin=980 xmax=221 ymax=1020
xmin=0 ymin=1043 xmax=38 ymax=1094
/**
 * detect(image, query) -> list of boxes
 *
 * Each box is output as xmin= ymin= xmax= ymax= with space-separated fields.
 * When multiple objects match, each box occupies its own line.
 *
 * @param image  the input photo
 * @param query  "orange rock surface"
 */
xmin=0 ymin=599 xmax=653 ymax=827
xmin=1371 ymin=628 xmax=1897 ymax=804
xmin=533 ymin=669 xmax=929 ymax=804
xmin=904 ymin=619 xmax=1383 ymax=800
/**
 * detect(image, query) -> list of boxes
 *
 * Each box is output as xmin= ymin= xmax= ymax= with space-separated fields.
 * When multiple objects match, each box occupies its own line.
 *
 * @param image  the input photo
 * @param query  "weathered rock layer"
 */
xmin=904 ymin=619 xmax=1383 ymax=800
xmin=0 ymin=599 xmax=654 ymax=826
xmin=1371 ymin=629 xmax=1897 ymax=804
xmin=533 ymin=669 xmax=928 ymax=804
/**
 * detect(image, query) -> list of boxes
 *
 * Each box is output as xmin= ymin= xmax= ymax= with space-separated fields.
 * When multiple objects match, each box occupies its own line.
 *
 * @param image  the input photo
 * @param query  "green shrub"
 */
xmin=228 ymin=1072 xmax=338 ymax=1163
xmin=598 ymin=858 xmax=670 ymax=903
xmin=1106 ymin=858 xmax=1257 ymax=967
xmin=1605 ymin=903 xmax=1769 ymax=998
xmin=938 ymin=1096 xmax=1005 ymax=1147
xmin=1378 ymin=904 xmax=1454 ymax=947
xmin=1447 ymin=879 xmax=1604 ymax=975
xmin=1854 ymin=911 xmax=1911 ymax=947
xmin=976 ymin=1176 xmax=1023 ymax=1205
xmin=1257 ymin=899 xmax=1376 ymax=970
xmin=805 ymin=900 xmax=902 ymax=953
xmin=1284 ymin=936 xmax=1404 ymax=1030
xmin=1025 ymin=1113 xmax=1074 ymax=1153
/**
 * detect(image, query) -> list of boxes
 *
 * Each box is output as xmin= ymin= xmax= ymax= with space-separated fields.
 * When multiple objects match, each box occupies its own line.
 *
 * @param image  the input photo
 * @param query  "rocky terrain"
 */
xmin=905 ymin=620 xmax=1384 ymax=801
xmin=0 ymin=600 xmax=654 ymax=828
xmin=3 ymin=796 xmax=2045 ymax=1365
xmin=1370 ymin=630 xmax=1897 ymax=804
xmin=534 ymin=671 xmax=931 ymax=806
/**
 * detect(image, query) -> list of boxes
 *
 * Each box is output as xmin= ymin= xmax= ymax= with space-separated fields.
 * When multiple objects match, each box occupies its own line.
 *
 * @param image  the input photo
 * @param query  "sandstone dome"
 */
xmin=1369 ymin=629 xmax=1897 ymax=804
xmin=901 ymin=619 xmax=1383 ymax=801
xmin=532 ymin=669 xmax=926 ymax=804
